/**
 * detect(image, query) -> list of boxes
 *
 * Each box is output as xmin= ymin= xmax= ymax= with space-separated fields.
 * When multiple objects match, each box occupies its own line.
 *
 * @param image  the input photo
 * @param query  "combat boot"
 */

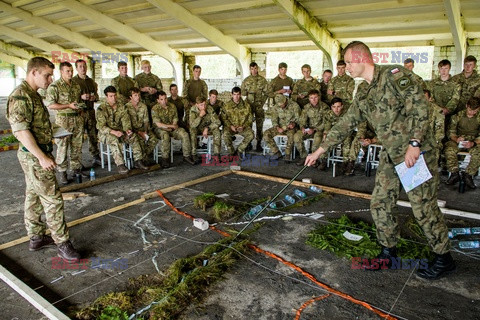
xmin=317 ymin=159 xmax=327 ymax=171
xmin=117 ymin=164 xmax=129 ymax=174
xmin=296 ymin=157 xmax=307 ymax=166
xmin=58 ymin=171 xmax=68 ymax=185
xmin=183 ymin=156 xmax=196 ymax=165
xmin=416 ymin=252 xmax=456 ymax=280
xmin=57 ymin=240 xmax=81 ymax=262
xmin=29 ymin=235 xmax=55 ymax=251
xmin=191 ymin=154 xmax=200 ymax=164
xmin=161 ymin=158 xmax=171 ymax=168
xmin=93 ymin=155 xmax=102 ymax=166
xmin=464 ymin=174 xmax=477 ymax=189
xmin=445 ymin=171 xmax=460 ymax=185
xmin=364 ymin=246 xmax=397 ymax=271
xmin=284 ymin=154 xmax=293 ymax=163
xmin=134 ymin=160 xmax=149 ymax=170
xmin=344 ymin=160 xmax=355 ymax=176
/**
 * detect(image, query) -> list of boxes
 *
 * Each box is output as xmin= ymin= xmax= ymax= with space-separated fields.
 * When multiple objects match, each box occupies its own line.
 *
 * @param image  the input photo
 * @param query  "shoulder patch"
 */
xmin=391 ymin=68 xmax=400 ymax=74
xmin=396 ymin=76 xmax=412 ymax=91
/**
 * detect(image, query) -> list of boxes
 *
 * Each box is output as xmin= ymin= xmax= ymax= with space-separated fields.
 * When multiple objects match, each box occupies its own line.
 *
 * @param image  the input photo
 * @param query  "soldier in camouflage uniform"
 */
xmin=152 ymin=91 xmax=196 ymax=167
xmin=292 ymin=64 xmax=321 ymax=108
xmin=46 ymin=62 xmax=84 ymax=185
xmin=135 ymin=60 xmax=163 ymax=123
xmin=125 ymin=88 xmax=158 ymax=165
xmin=327 ymin=60 xmax=355 ymax=108
xmin=306 ymin=41 xmax=454 ymax=280
xmin=72 ymin=59 xmax=100 ymax=165
xmin=241 ymin=62 xmax=268 ymax=151
xmin=263 ymin=94 xmax=301 ymax=161
xmin=451 ymin=55 xmax=480 ymax=114
xmin=189 ymin=96 xmax=222 ymax=160
xmin=403 ymin=58 xmax=426 ymax=91
xmin=96 ymin=86 xmax=148 ymax=174
xmin=427 ymin=59 xmax=461 ymax=116
xmin=221 ymin=86 xmax=254 ymax=157
xmin=168 ymin=84 xmax=188 ymax=129
xmin=444 ymin=97 xmax=480 ymax=189
xmin=111 ymin=61 xmax=138 ymax=105
xmin=207 ymin=89 xmax=224 ymax=116
xmin=267 ymin=62 xmax=294 ymax=99
xmin=6 ymin=57 xmax=80 ymax=261
xmin=320 ymin=69 xmax=333 ymax=105
xmin=183 ymin=64 xmax=208 ymax=127
xmin=424 ymin=89 xmax=445 ymax=161
xmin=293 ymin=89 xmax=328 ymax=165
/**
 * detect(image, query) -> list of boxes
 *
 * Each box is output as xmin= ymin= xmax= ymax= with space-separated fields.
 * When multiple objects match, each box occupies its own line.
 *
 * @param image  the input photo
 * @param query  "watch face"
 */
xmin=410 ymin=141 xmax=420 ymax=147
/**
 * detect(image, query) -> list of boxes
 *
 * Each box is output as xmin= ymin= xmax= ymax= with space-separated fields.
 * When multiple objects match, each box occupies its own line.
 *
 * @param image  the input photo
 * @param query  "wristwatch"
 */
xmin=409 ymin=140 xmax=421 ymax=148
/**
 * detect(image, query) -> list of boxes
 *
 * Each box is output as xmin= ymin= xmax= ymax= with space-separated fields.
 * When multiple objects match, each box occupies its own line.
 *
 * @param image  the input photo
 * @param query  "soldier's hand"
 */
xmin=199 ymin=109 xmax=206 ymax=117
xmin=202 ymin=128 xmax=209 ymax=137
xmin=172 ymin=124 xmax=178 ymax=130
xmin=39 ymin=154 xmax=56 ymax=171
xmin=404 ymin=145 xmax=420 ymax=168
xmin=305 ymin=147 xmax=325 ymax=166
xmin=70 ymin=102 xmax=80 ymax=110
xmin=81 ymin=93 xmax=90 ymax=100
xmin=112 ymin=130 xmax=123 ymax=138
xmin=442 ymin=107 xmax=449 ymax=115
xmin=230 ymin=125 xmax=237 ymax=132
xmin=277 ymin=127 xmax=284 ymax=133
xmin=327 ymin=89 xmax=334 ymax=95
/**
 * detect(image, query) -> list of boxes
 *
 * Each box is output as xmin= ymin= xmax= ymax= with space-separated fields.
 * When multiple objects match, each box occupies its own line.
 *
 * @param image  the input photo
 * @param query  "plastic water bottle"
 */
xmin=357 ymin=149 xmax=365 ymax=164
xmin=268 ymin=202 xmax=277 ymax=209
xmin=459 ymin=240 xmax=480 ymax=249
xmin=309 ymin=185 xmax=323 ymax=193
xmin=244 ymin=204 xmax=263 ymax=220
xmin=89 ymin=168 xmax=96 ymax=181
xmin=284 ymin=195 xmax=296 ymax=204
xmin=294 ymin=189 xmax=307 ymax=198
xmin=448 ymin=227 xmax=480 ymax=238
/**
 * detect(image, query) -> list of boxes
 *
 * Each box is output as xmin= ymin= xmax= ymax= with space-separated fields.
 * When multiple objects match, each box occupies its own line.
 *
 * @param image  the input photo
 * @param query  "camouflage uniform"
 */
xmin=327 ymin=74 xmax=355 ymax=107
xmin=111 ymin=75 xmax=138 ymax=105
xmin=151 ymin=102 xmax=191 ymax=158
xmin=451 ymin=70 xmax=480 ymax=113
xmin=72 ymin=74 xmax=99 ymax=158
xmin=96 ymin=101 xmax=144 ymax=165
xmin=264 ymin=99 xmax=301 ymax=158
xmin=183 ymin=79 xmax=208 ymax=104
xmin=411 ymin=72 xmax=426 ymax=91
xmin=444 ymin=110 xmax=480 ymax=175
xmin=293 ymin=101 xmax=327 ymax=158
xmin=134 ymin=72 xmax=163 ymax=108
xmin=319 ymin=80 xmax=330 ymax=104
xmin=168 ymin=95 xmax=188 ymax=129
xmin=220 ymin=98 xmax=254 ymax=154
xmin=189 ymin=105 xmax=222 ymax=155
xmin=6 ymin=81 xmax=69 ymax=244
xmin=319 ymin=64 xmax=450 ymax=254
xmin=292 ymin=78 xmax=321 ymax=108
xmin=320 ymin=108 xmax=359 ymax=162
xmin=427 ymin=76 xmax=461 ymax=114
xmin=45 ymin=78 xmax=83 ymax=172
xmin=427 ymin=101 xmax=445 ymax=158
xmin=241 ymin=74 xmax=268 ymax=142
xmin=267 ymin=75 xmax=294 ymax=98
xmin=125 ymin=101 xmax=158 ymax=161
xmin=208 ymin=99 xmax=224 ymax=116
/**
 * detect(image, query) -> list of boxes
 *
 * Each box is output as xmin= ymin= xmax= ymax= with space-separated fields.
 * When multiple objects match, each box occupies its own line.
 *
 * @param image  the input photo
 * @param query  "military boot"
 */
xmin=364 ymin=246 xmax=397 ymax=271
xmin=416 ymin=252 xmax=456 ymax=280
xmin=58 ymin=171 xmax=68 ymax=185
xmin=134 ymin=160 xmax=149 ymax=170
xmin=117 ymin=164 xmax=129 ymax=174
xmin=161 ymin=158 xmax=171 ymax=168
xmin=296 ymin=157 xmax=307 ymax=166
xmin=344 ymin=160 xmax=355 ymax=176
xmin=445 ymin=171 xmax=460 ymax=185
xmin=183 ymin=156 xmax=196 ymax=165
xmin=57 ymin=240 xmax=81 ymax=262
xmin=464 ymin=174 xmax=477 ymax=189
xmin=29 ymin=235 xmax=55 ymax=251
xmin=93 ymin=155 xmax=102 ymax=166
xmin=317 ymin=159 xmax=327 ymax=171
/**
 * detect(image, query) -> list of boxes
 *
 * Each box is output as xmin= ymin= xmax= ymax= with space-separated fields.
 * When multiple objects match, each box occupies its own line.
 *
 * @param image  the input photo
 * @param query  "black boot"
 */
xmin=364 ymin=246 xmax=397 ymax=271
xmin=464 ymin=174 xmax=477 ymax=189
xmin=416 ymin=252 xmax=456 ymax=280
xmin=445 ymin=171 xmax=460 ymax=185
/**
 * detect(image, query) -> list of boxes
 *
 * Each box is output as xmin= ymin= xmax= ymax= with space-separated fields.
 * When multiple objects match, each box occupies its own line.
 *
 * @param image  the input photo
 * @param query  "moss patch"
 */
xmin=193 ymin=192 xmax=218 ymax=211
xmin=211 ymin=201 xmax=236 ymax=221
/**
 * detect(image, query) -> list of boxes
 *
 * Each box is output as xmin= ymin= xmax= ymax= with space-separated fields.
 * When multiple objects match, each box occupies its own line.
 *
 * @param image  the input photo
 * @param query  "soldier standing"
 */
xmin=292 ymin=64 xmax=321 ymax=108
xmin=268 ymin=62 xmax=294 ymax=99
xmin=168 ymin=84 xmax=188 ymax=129
xmin=135 ymin=60 xmax=163 ymax=122
xmin=72 ymin=59 xmax=100 ymax=165
xmin=320 ymin=69 xmax=333 ymax=105
xmin=241 ymin=62 xmax=268 ymax=151
xmin=111 ymin=61 xmax=138 ymax=105
xmin=403 ymin=58 xmax=426 ymax=90
xmin=182 ymin=64 xmax=208 ymax=127
xmin=306 ymin=41 xmax=455 ymax=280
xmin=451 ymin=55 xmax=480 ymax=114
xmin=427 ymin=59 xmax=461 ymax=116
xmin=6 ymin=57 xmax=80 ymax=261
xmin=46 ymin=61 xmax=84 ymax=185
xmin=327 ymin=60 xmax=355 ymax=108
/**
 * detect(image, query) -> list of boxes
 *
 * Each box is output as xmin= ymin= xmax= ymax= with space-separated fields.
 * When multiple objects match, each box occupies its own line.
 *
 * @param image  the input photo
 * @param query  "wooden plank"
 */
xmin=62 ymin=192 xmax=88 ymax=200
xmin=0 ymin=264 xmax=69 ymax=320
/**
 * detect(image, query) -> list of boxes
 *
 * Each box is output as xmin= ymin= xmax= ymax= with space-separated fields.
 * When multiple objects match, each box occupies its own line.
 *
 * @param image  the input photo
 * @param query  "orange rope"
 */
xmin=156 ymin=190 xmax=397 ymax=320
xmin=295 ymin=294 xmax=330 ymax=320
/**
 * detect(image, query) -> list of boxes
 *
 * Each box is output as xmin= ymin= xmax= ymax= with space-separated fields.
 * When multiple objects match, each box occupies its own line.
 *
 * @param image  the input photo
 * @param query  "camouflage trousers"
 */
xmin=99 ymin=131 xmax=144 ymax=165
xmin=154 ymin=127 xmax=191 ymax=158
xmin=18 ymin=150 xmax=69 ymax=244
xmin=252 ymin=103 xmax=265 ymax=142
xmin=371 ymin=150 xmax=450 ymax=254
xmin=55 ymin=114 xmax=84 ymax=172
xmin=189 ymin=126 xmax=221 ymax=155
xmin=263 ymin=128 xmax=295 ymax=157
xmin=319 ymin=132 xmax=359 ymax=161
xmin=137 ymin=129 xmax=159 ymax=161
xmin=444 ymin=140 xmax=480 ymax=175
xmin=293 ymin=130 xmax=322 ymax=158
xmin=82 ymin=109 xmax=99 ymax=157
xmin=223 ymin=127 xmax=254 ymax=154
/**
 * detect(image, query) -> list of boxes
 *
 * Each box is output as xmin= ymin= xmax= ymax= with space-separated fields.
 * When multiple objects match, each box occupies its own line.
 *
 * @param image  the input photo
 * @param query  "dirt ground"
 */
xmin=1 ymin=104 xmax=479 ymax=320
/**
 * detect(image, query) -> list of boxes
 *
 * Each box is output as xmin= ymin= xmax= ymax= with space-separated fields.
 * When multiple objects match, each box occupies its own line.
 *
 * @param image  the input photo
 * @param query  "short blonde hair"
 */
xmin=141 ymin=60 xmax=151 ymax=66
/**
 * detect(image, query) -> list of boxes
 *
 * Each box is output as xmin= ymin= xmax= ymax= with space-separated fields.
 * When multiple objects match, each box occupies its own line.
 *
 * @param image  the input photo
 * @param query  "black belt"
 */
xmin=22 ymin=143 xmax=53 ymax=154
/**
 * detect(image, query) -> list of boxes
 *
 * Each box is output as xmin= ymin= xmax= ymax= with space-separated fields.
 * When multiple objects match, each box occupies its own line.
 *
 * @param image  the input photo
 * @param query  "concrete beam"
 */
xmin=0 ymin=52 xmax=27 ymax=71
xmin=0 ymin=40 xmax=39 ymax=60
xmin=58 ymin=0 xmax=184 ymax=92
xmin=273 ymin=0 xmax=340 ymax=69
xmin=147 ymin=0 xmax=251 ymax=77
xmin=443 ymin=0 xmax=466 ymax=73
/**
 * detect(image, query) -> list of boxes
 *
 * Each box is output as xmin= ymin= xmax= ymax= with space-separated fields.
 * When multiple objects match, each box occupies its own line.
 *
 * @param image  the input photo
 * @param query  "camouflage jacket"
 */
xmin=183 ymin=78 xmax=208 ymax=104
xmin=135 ymin=72 xmax=163 ymax=106
xmin=448 ymin=109 xmax=480 ymax=142
xmin=189 ymin=105 xmax=221 ymax=130
xmin=208 ymin=99 xmax=224 ymax=116
xmin=221 ymin=99 xmax=253 ymax=128
xmin=410 ymin=72 xmax=426 ymax=91
xmin=72 ymin=75 xmax=98 ymax=109
xmin=427 ymin=101 xmax=445 ymax=145
xmin=151 ymin=103 xmax=179 ymax=127
xmin=6 ymin=81 xmax=53 ymax=147
xmin=168 ymin=96 xmax=187 ymax=124
xmin=320 ymin=64 xmax=433 ymax=164
xmin=292 ymin=78 xmax=321 ymax=107
xmin=270 ymin=100 xmax=301 ymax=130
xmin=45 ymin=77 xmax=82 ymax=114
xmin=299 ymin=102 xmax=328 ymax=131
xmin=111 ymin=75 xmax=138 ymax=102
xmin=451 ymin=70 xmax=480 ymax=112
xmin=241 ymin=74 xmax=268 ymax=106
xmin=356 ymin=121 xmax=377 ymax=140
xmin=268 ymin=75 xmax=294 ymax=98
xmin=125 ymin=101 xmax=150 ymax=132
xmin=96 ymin=102 xmax=132 ymax=135
xmin=321 ymin=108 xmax=346 ymax=133
xmin=426 ymin=76 xmax=461 ymax=113
xmin=327 ymin=74 xmax=355 ymax=103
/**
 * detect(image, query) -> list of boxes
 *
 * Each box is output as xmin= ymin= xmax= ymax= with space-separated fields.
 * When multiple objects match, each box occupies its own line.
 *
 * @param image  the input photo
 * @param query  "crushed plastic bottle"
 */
xmin=294 ymin=189 xmax=307 ymax=198
xmin=284 ymin=195 xmax=296 ymax=204
xmin=309 ymin=185 xmax=323 ymax=193
xmin=268 ymin=202 xmax=277 ymax=209
xmin=244 ymin=204 xmax=263 ymax=220
xmin=458 ymin=240 xmax=480 ymax=249
xmin=90 ymin=168 xmax=96 ymax=181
